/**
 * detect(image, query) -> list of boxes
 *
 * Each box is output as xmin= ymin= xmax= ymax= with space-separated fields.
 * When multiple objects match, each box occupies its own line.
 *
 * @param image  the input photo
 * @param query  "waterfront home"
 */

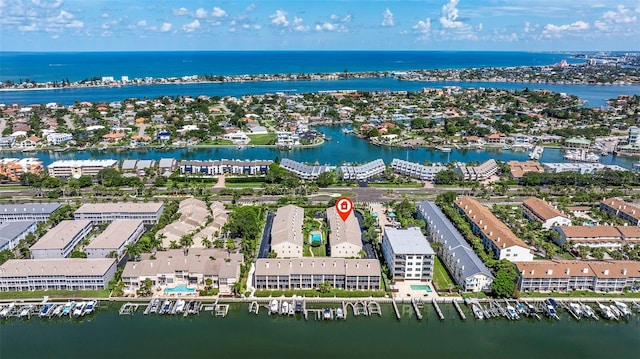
xmin=47 ymin=159 xmax=118 ymax=179
xmin=542 ymin=162 xmax=627 ymax=174
xmin=223 ymin=131 xmax=249 ymax=144
xmin=179 ymin=159 xmax=271 ymax=176
xmin=326 ymin=207 xmax=362 ymax=258
xmin=121 ymin=248 xmax=244 ymax=295
xmin=599 ymin=197 xmax=640 ymax=226
xmin=507 ymin=160 xmax=545 ymax=180
xmin=253 ymin=258 xmax=381 ymax=290
xmin=454 ymin=159 xmax=499 ymax=181
xmin=0 ymin=258 xmax=118 ymax=292
xmin=417 ymin=201 xmax=493 ymax=292
xmin=74 ymin=202 xmax=164 ymax=225
xmin=46 ymin=132 xmax=73 ymax=145
xmin=30 ymin=220 xmax=93 ymax=259
xmin=454 ymin=197 xmax=534 ymax=261
xmin=338 ymin=159 xmax=385 ymax=182
xmin=389 ymin=159 xmax=447 ymax=182
xmin=564 ymin=137 xmax=592 ymax=149
xmin=521 ymin=197 xmax=571 ymax=229
xmin=0 ymin=158 xmax=43 ymax=182
xmin=270 ymin=205 xmax=304 ymax=258
xmin=279 ymin=158 xmax=334 ymax=180
xmin=552 ymin=226 xmax=640 ymax=250
xmin=516 ymin=260 xmax=640 ymax=293
xmin=0 ymin=221 xmax=37 ymax=251
xmin=381 ymin=227 xmax=435 ymax=281
xmin=85 ymin=220 xmax=145 ymax=259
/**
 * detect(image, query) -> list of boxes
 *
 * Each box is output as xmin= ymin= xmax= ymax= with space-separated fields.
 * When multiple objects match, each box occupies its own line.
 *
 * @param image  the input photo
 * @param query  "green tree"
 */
xmin=492 ymin=260 xmax=518 ymax=298
xmin=316 ymin=171 xmax=337 ymax=188
xmin=137 ymin=278 xmax=153 ymax=297
xmin=319 ymin=280 xmax=332 ymax=294
xmin=0 ymin=249 xmax=15 ymax=265
xmin=96 ymin=168 xmax=122 ymax=187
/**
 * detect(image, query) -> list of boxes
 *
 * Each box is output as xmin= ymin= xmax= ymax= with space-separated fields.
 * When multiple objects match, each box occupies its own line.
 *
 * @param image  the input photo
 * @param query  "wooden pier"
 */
xmin=453 ymin=300 xmax=466 ymax=320
xmin=391 ymin=298 xmax=401 ymax=320
xmin=411 ymin=298 xmax=423 ymax=320
xmin=432 ymin=300 xmax=444 ymax=320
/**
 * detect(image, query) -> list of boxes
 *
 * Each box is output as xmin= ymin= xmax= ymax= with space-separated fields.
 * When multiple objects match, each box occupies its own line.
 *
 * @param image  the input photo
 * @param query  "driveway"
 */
xmin=257 ymin=210 xmax=275 ymax=258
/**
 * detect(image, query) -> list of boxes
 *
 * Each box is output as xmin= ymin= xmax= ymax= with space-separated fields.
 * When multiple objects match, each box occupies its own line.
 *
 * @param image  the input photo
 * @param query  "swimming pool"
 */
xmin=410 ymin=284 xmax=433 ymax=293
xmin=310 ymin=233 xmax=322 ymax=243
xmin=164 ymin=284 xmax=196 ymax=294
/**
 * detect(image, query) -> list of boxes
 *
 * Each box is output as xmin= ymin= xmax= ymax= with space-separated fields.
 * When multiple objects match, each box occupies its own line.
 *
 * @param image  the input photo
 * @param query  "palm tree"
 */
xmin=180 ymin=235 xmax=194 ymax=248
xmin=169 ymin=240 xmax=180 ymax=249
xmin=201 ymin=238 xmax=212 ymax=248
xmin=125 ymin=244 xmax=142 ymax=261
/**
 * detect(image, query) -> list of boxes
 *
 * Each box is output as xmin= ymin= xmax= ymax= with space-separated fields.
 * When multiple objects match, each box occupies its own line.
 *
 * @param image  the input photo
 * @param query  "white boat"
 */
xmin=61 ymin=301 xmax=75 ymax=316
xmin=335 ymin=308 xmax=344 ymax=319
xmin=614 ymin=301 xmax=633 ymax=317
xmin=528 ymin=146 xmax=544 ymax=160
xmin=52 ymin=305 xmax=63 ymax=317
xmin=174 ymin=299 xmax=186 ymax=315
xmin=73 ymin=302 xmax=86 ymax=317
xmin=0 ymin=302 xmax=15 ymax=318
xmin=84 ymin=300 xmax=97 ymax=315
xmin=472 ymin=303 xmax=484 ymax=320
xmin=569 ymin=303 xmax=583 ymax=318
xmin=19 ymin=304 xmax=34 ymax=318
xmin=506 ymin=305 xmax=519 ymax=320
xmin=609 ymin=304 xmax=623 ymax=318
xmin=323 ymin=308 xmax=332 ymax=320
xmin=545 ymin=304 xmax=558 ymax=319
xmin=581 ymin=304 xmax=597 ymax=319
xmin=598 ymin=303 xmax=616 ymax=320
xmin=160 ymin=300 xmax=171 ymax=315
xmin=149 ymin=299 xmax=160 ymax=314
xmin=269 ymin=300 xmax=279 ymax=314
xmin=280 ymin=301 xmax=289 ymax=315
xmin=39 ymin=304 xmax=55 ymax=318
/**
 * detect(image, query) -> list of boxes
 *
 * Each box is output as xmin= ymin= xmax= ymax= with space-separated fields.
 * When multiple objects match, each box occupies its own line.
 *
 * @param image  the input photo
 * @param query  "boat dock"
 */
xmin=367 ymin=301 xmax=381 ymax=316
xmin=392 ymin=298 xmax=401 ymax=320
xmin=249 ymin=301 xmax=259 ymax=315
xmin=215 ymin=304 xmax=229 ymax=317
xmin=411 ymin=298 xmax=423 ymax=320
xmin=432 ymin=300 xmax=444 ymax=320
xmin=452 ymin=300 xmax=466 ymax=320
xmin=561 ymin=302 xmax=580 ymax=321
xmin=119 ymin=302 xmax=139 ymax=316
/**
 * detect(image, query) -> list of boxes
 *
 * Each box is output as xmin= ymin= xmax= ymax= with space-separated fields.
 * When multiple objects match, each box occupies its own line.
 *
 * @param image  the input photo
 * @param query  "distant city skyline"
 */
xmin=1 ymin=0 xmax=639 ymax=51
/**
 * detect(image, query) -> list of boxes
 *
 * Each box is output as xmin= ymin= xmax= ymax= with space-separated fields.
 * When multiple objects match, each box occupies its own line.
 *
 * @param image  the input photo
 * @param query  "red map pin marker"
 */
xmin=335 ymin=197 xmax=353 ymax=222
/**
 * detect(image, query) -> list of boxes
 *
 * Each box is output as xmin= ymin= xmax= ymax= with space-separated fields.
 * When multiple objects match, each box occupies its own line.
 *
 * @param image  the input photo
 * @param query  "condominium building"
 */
xmin=454 ymin=197 xmax=534 ymax=261
xmin=338 ymin=159 xmax=385 ymax=181
xmin=542 ymin=163 xmax=626 ymax=174
xmin=179 ymin=159 xmax=272 ymax=176
xmin=0 ymin=221 xmax=37 ymax=251
xmin=270 ymin=205 xmax=304 ymax=258
xmin=47 ymin=159 xmax=118 ymax=178
xmin=552 ymin=226 xmax=640 ymax=250
xmin=381 ymin=227 xmax=435 ymax=281
xmin=46 ymin=132 xmax=73 ymax=145
xmin=0 ymin=158 xmax=43 ymax=182
xmin=0 ymin=258 xmax=118 ymax=291
xmin=279 ymin=158 xmax=334 ymax=180
xmin=516 ymin=260 xmax=640 ymax=293
xmin=121 ymin=249 xmax=244 ymax=295
xmin=417 ymin=201 xmax=493 ymax=292
xmin=389 ymin=159 xmax=447 ymax=181
xmin=85 ymin=220 xmax=145 ymax=259
xmin=326 ymin=207 xmax=362 ymax=258
xmin=253 ymin=258 xmax=381 ymax=290
xmin=0 ymin=203 xmax=62 ymax=223
xmin=30 ymin=220 xmax=93 ymax=259
xmin=507 ymin=160 xmax=545 ymax=180
xmin=521 ymin=197 xmax=571 ymax=229
xmin=74 ymin=202 xmax=164 ymax=224
xmin=454 ymin=159 xmax=498 ymax=181
xmin=600 ymin=197 xmax=640 ymax=226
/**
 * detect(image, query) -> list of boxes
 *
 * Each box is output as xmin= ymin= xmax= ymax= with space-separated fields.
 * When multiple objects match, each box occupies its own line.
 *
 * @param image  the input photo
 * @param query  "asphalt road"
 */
xmin=354 ymin=210 xmax=376 ymax=259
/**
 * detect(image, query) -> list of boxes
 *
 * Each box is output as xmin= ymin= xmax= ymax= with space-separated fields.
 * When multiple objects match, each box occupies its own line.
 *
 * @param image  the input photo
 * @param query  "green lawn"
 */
xmin=311 ymin=244 xmax=327 ymax=257
xmin=199 ymin=139 xmax=233 ymax=145
xmin=248 ymin=133 xmax=276 ymax=145
xmin=0 ymin=289 xmax=110 ymax=300
xmin=433 ymin=256 xmax=456 ymax=290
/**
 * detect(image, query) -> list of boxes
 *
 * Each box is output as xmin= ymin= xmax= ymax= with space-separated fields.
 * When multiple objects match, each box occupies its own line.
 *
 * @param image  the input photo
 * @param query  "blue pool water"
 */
xmin=410 ymin=285 xmax=433 ymax=293
xmin=311 ymin=233 xmax=322 ymax=243
xmin=164 ymin=285 xmax=196 ymax=294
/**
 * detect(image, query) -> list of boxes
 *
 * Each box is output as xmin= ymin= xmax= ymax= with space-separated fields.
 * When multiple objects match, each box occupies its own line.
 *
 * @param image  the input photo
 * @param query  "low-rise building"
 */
xmin=270 ymin=205 xmax=304 ymax=258
xmin=121 ymin=249 xmax=244 ymax=295
xmin=46 ymin=132 xmax=73 ymax=145
xmin=521 ymin=197 xmax=571 ymax=229
xmin=0 ymin=258 xmax=118 ymax=292
xmin=552 ymin=226 xmax=640 ymax=250
xmin=326 ymin=207 xmax=362 ymax=258
xmin=279 ymin=158 xmax=334 ymax=180
xmin=158 ymin=158 xmax=178 ymax=175
xmin=338 ymin=159 xmax=385 ymax=181
xmin=542 ymin=163 xmax=626 ymax=174
xmin=417 ymin=201 xmax=493 ymax=292
xmin=0 ymin=203 xmax=62 ymax=223
xmin=507 ymin=160 xmax=545 ymax=179
xmin=381 ymin=227 xmax=435 ymax=281
xmin=74 ymin=202 xmax=164 ymax=225
xmin=454 ymin=159 xmax=498 ymax=181
xmin=600 ymin=197 xmax=640 ymax=226
xmin=253 ymin=258 xmax=381 ymax=290
xmin=516 ymin=260 xmax=640 ymax=293
xmin=0 ymin=158 xmax=43 ymax=182
xmin=389 ymin=159 xmax=447 ymax=181
xmin=47 ymin=159 xmax=118 ymax=178
xmin=85 ymin=220 xmax=145 ymax=259
xmin=454 ymin=197 xmax=534 ymax=261
xmin=179 ymin=159 xmax=271 ymax=176
xmin=0 ymin=221 xmax=37 ymax=251
xmin=30 ymin=220 xmax=93 ymax=259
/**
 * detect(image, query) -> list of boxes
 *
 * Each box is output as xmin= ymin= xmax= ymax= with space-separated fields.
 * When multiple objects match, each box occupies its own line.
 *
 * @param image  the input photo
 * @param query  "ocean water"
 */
xmin=1 ymin=303 xmax=638 ymax=359
xmin=0 ymin=51 xmax=580 ymax=83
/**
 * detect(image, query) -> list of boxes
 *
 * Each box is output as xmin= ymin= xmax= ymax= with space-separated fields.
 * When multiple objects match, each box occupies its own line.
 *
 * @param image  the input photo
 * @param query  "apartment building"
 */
xmin=74 ymin=202 xmax=164 ymax=225
xmin=338 ymin=159 xmax=385 ymax=181
xmin=326 ymin=207 xmax=362 ymax=258
xmin=279 ymin=158 xmax=334 ymax=180
xmin=270 ymin=205 xmax=304 ymax=258
xmin=552 ymin=226 xmax=640 ymax=250
xmin=0 ymin=158 xmax=43 ymax=182
xmin=30 ymin=220 xmax=93 ymax=259
xmin=85 ymin=220 xmax=145 ymax=259
xmin=389 ymin=159 xmax=447 ymax=181
xmin=0 ymin=203 xmax=62 ymax=223
xmin=179 ymin=159 xmax=272 ymax=176
xmin=0 ymin=221 xmax=37 ymax=251
xmin=381 ymin=227 xmax=435 ymax=281
xmin=521 ymin=197 xmax=572 ymax=229
xmin=454 ymin=159 xmax=498 ymax=181
xmin=600 ymin=197 xmax=640 ymax=226
xmin=47 ymin=159 xmax=118 ymax=178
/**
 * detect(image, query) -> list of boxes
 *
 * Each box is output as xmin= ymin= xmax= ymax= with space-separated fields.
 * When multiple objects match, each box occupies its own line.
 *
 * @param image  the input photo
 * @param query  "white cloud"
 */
xmin=594 ymin=20 xmax=609 ymax=31
xmin=136 ymin=20 xmax=147 ymax=27
xmin=315 ymin=22 xmax=337 ymax=31
xmin=412 ymin=18 xmax=431 ymax=40
xmin=439 ymin=0 xmax=466 ymax=29
xmin=342 ymin=14 xmax=352 ymax=23
xmin=183 ymin=19 xmax=200 ymax=32
xmin=544 ymin=20 xmax=589 ymax=32
xmin=602 ymin=5 xmax=637 ymax=23
xmin=382 ymin=8 xmax=394 ymax=27
xmin=194 ymin=8 xmax=207 ymax=19
xmin=19 ymin=23 xmax=38 ymax=31
xmin=31 ymin=0 xmax=63 ymax=9
xmin=292 ymin=17 xmax=308 ymax=32
xmin=246 ymin=4 xmax=256 ymax=12
xmin=173 ymin=7 xmax=188 ymax=16
xmin=159 ymin=22 xmax=172 ymax=32
xmin=270 ymin=10 xmax=289 ymax=27
xmin=101 ymin=13 xmax=110 ymax=18
xmin=211 ymin=7 xmax=227 ymax=18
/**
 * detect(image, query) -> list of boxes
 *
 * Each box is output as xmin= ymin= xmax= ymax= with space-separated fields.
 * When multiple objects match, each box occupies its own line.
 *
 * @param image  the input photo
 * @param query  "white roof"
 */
xmin=384 ymin=227 xmax=434 ymax=255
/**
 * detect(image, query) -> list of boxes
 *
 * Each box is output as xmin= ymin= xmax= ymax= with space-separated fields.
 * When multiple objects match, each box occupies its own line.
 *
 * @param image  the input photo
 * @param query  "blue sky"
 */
xmin=1 ymin=0 xmax=639 ymax=51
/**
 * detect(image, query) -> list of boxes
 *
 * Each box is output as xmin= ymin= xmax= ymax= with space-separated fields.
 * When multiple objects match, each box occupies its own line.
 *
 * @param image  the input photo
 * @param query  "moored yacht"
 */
xmin=506 ymin=305 xmax=519 ymax=320
xmin=569 ymin=303 xmax=583 ymax=318
xmin=335 ymin=308 xmax=344 ymax=319
xmin=39 ymin=304 xmax=55 ymax=318
xmin=280 ymin=301 xmax=289 ymax=315
xmin=472 ymin=303 xmax=484 ymax=320
xmin=598 ymin=302 xmax=616 ymax=320
xmin=614 ymin=301 xmax=633 ymax=317
xmin=0 ymin=302 xmax=15 ymax=318
xmin=174 ymin=299 xmax=186 ymax=315
xmin=581 ymin=304 xmax=597 ymax=320
xmin=269 ymin=300 xmax=279 ymax=314
xmin=19 ymin=304 xmax=34 ymax=318
xmin=73 ymin=302 xmax=86 ymax=317
xmin=61 ymin=301 xmax=75 ymax=316
xmin=84 ymin=300 xmax=97 ymax=315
